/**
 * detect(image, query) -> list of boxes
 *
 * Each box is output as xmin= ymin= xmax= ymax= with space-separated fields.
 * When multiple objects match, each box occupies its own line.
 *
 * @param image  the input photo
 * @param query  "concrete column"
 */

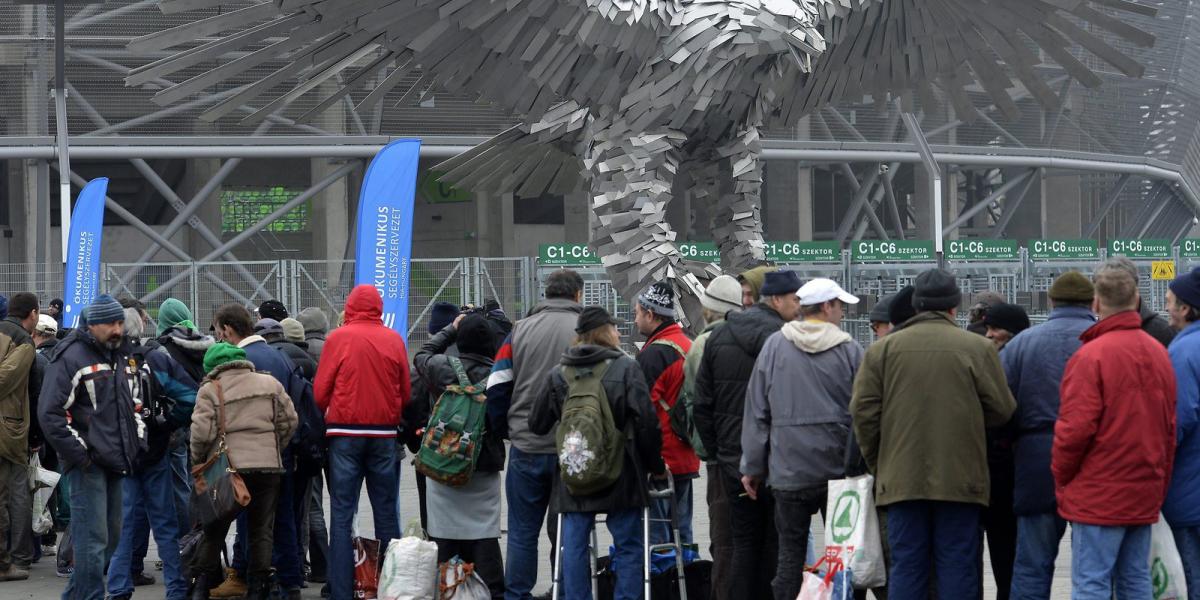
xmin=178 ymin=158 xmax=222 ymax=261
xmin=763 ymin=160 xmax=804 ymax=240
xmin=1041 ymin=172 xmax=1082 ymax=238
xmin=912 ymin=166 xmax=950 ymax=241
xmin=312 ymin=82 xmax=350 ymax=285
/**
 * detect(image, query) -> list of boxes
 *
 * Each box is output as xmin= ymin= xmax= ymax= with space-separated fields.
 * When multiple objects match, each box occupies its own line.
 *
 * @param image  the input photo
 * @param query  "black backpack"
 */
xmin=286 ymin=366 xmax=328 ymax=477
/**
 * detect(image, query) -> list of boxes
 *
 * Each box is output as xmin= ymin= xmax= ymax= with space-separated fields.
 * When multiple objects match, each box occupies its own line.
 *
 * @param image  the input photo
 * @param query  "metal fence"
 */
xmin=0 ymin=250 xmax=1172 ymax=350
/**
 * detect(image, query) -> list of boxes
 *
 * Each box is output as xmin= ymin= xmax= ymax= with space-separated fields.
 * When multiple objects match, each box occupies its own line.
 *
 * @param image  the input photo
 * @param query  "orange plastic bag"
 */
xmin=354 ymin=537 xmax=382 ymax=599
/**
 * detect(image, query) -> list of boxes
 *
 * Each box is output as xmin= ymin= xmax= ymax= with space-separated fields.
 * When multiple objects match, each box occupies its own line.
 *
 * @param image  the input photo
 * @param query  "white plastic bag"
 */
xmin=438 ymin=558 xmax=490 ymax=600
xmin=797 ymin=558 xmax=854 ymax=600
xmin=823 ymin=475 xmax=886 ymax=589
xmin=378 ymin=521 xmax=439 ymax=600
xmin=29 ymin=455 xmax=58 ymax=535
xmin=1151 ymin=514 xmax=1188 ymax=600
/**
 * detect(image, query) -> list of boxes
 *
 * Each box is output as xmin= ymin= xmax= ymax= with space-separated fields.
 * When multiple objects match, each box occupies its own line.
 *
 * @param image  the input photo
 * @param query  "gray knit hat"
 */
xmin=638 ymin=282 xmax=676 ymax=319
xmin=87 ymin=295 xmax=125 ymax=325
xmin=280 ymin=318 xmax=305 ymax=343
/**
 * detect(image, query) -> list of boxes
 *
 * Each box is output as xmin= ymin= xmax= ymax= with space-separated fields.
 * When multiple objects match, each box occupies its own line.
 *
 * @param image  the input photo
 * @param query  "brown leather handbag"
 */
xmin=190 ymin=379 xmax=250 ymax=527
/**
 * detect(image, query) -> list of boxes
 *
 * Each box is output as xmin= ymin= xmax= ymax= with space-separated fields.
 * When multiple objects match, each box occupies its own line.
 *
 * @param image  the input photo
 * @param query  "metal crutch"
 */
xmin=645 ymin=470 xmax=688 ymax=600
xmin=551 ymin=512 xmax=603 ymax=600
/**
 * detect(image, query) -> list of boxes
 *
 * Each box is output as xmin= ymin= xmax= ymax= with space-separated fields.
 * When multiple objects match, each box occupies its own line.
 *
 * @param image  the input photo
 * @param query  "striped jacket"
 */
xmin=39 ymin=328 xmax=147 ymax=475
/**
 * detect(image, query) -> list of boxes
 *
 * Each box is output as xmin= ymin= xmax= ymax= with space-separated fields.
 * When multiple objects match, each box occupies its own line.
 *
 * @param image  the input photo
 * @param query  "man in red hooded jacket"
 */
xmin=314 ymin=285 xmax=410 ymax=600
xmin=1053 ymin=259 xmax=1176 ymax=599
xmin=634 ymin=282 xmax=700 ymax=546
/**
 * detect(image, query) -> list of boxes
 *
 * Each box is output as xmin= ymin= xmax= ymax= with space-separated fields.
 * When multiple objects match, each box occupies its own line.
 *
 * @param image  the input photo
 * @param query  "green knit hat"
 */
xmin=203 ymin=342 xmax=247 ymax=375
xmin=1049 ymin=271 xmax=1095 ymax=304
xmin=157 ymin=298 xmax=197 ymax=336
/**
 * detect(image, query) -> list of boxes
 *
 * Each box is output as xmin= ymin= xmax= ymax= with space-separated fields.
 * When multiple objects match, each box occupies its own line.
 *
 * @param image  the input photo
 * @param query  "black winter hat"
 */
xmin=889 ymin=286 xmax=917 ymax=326
xmin=257 ymin=299 xmax=289 ymax=321
xmin=870 ymin=293 xmax=895 ymax=323
xmin=759 ymin=270 xmax=803 ymax=296
xmin=983 ymin=303 xmax=1031 ymax=336
xmin=457 ymin=314 xmax=499 ymax=357
xmin=1170 ymin=267 xmax=1200 ymax=311
xmin=576 ymin=306 xmax=620 ymax=334
xmin=913 ymin=269 xmax=962 ymax=312
xmin=428 ymin=301 xmax=459 ymax=334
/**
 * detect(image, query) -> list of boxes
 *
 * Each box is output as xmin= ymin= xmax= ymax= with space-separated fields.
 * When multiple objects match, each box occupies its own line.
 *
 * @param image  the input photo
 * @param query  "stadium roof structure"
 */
xmin=0 ymin=0 xmax=1195 ymax=243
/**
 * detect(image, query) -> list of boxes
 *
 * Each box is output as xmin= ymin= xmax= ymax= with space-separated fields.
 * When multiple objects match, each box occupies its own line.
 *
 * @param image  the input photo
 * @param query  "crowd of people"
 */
xmin=0 ymin=255 xmax=1194 ymax=600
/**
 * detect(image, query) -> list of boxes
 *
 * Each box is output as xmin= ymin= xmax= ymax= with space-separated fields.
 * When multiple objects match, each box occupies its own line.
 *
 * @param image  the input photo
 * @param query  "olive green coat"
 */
xmin=850 ymin=312 xmax=1016 ymax=507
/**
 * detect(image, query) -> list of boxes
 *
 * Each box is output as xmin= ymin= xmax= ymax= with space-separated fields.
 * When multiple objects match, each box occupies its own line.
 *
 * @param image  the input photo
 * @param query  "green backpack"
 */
xmin=556 ymin=359 xmax=624 ymax=496
xmin=649 ymin=339 xmax=705 ymax=458
xmin=414 ymin=357 xmax=487 ymax=487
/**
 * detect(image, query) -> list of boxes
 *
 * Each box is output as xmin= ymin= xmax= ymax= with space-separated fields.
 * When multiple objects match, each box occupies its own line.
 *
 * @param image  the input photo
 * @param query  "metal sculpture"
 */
xmin=135 ymin=0 xmax=1155 ymax=325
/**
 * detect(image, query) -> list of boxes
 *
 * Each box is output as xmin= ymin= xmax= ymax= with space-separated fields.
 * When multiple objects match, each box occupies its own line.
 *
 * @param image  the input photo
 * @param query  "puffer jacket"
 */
xmin=0 ymin=318 xmax=34 ymax=465
xmin=1053 ymin=310 xmax=1176 ymax=526
xmin=296 ymin=307 xmax=329 ymax=362
xmin=1167 ymin=320 xmax=1200 ymax=528
xmin=314 ymin=285 xmax=410 ymax=437
xmin=742 ymin=321 xmax=864 ymax=491
xmin=39 ymin=327 xmax=147 ymax=474
xmin=413 ymin=326 xmax=504 ymax=473
xmin=1000 ymin=305 xmax=1094 ymax=515
xmin=157 ymin=326 xmax=215 ymax=385
xmin=637 ymin=322 xmax=699 ymax=477
xmin=693 ymin=303 xmax=786 ymax=479
xmin=529 ymin=345 xmax=664 ymax=513
xmin=191 ymin=360 xmax=298 ymax=472
xmin=851 ymin=311 xmax=1016 ymax=507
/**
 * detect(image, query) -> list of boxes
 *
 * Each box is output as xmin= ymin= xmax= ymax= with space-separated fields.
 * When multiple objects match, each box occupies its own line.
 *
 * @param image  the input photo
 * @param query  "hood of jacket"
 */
xmin=160 ymin=327 xmax=216 ymax=352
xmin=561 ymin=344 xmax=625 ymax=366
xmin=780 ymin=320 xmax=852 ymax=353
xmin=297 ymin=307 xmax=330 ymax=336
xmin=205 ymin=359 xmax=257 ymax=382
xmin=344 ymin=285 xmax=383 ymax=324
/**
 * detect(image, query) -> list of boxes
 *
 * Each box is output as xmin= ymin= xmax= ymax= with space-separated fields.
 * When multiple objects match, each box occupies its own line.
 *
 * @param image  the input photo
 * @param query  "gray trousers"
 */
xmin=0 ymin=458 xmax=31 ymax=569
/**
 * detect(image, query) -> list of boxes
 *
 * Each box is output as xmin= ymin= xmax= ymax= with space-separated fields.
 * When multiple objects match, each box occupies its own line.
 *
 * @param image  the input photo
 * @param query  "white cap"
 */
xmin=35 ymin=314 xmax=57 ymax=334
xmin=797 ymin=278 xmax=860 ymax=306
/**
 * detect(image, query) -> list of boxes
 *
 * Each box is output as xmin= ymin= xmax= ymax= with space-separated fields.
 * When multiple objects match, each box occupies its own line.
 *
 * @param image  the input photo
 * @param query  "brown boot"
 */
xmin=0 ymin=565 xmax=29 ymax=581
xmin=208 ymin=568 xmax=246 ymax=599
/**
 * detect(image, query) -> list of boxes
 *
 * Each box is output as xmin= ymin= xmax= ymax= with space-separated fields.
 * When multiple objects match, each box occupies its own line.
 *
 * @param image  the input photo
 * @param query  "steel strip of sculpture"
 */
xmin=133 ymin=0 xmax=1156 ymax=325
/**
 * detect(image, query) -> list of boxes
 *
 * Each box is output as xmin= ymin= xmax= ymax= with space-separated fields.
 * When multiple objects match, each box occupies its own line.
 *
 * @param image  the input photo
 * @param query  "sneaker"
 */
xmin=41 ymin=545 xmax=56 ymax=557
xmin=0 ymin=566 xmax=29 ymax=581
xmin=155 ymin=560 xmax=163 ymax=571
xmin=132 ymin=572 xmax=155 ymax=586
xmin=56 ymin=566 xmax=72 ymax=578
xmin=209 ymin=568 xmax=247 ymax=599
xmin=320 ymin=583 xmax=330 ymax=598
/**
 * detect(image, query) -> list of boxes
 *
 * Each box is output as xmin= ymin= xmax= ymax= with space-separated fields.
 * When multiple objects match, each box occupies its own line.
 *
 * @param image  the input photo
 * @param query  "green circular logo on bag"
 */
xmin=831 ymin=490 xmax=862 ymax=544
xmin=1152 ymin=557 xmax=1169 ymax=598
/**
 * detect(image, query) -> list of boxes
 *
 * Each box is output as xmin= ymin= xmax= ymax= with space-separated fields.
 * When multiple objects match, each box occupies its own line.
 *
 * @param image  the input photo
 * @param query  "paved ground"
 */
xmin=7 ymin=465 xmax=1074 ymax=599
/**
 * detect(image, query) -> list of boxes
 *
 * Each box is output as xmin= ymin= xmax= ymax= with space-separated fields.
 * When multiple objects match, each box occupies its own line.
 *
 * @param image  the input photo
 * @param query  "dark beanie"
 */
xmin=913 ymin=269 xmax=962 ymax=312
xmin=87 ymin=294 xmax=125 ymax=325
xmin=870 ymin=293 xmax=895 ymax=323
xmin=888 ymin=286 xmax=917 ymax=326
xmin=576 ymin=306 xmax=620 ymax=334
xmin=983 ymin=303 xmax=1031 ymax=335
xmin=1049 ymin=272 xmax=1095 ymax=304
xmin=257 ymin=299 xmax=288 ymax=322
xmin=759 ymin=270 xmax=803 ymax=297
xmin=1170 ymin=267 xmax=1200 ymax=310
xmin=456 ymin=314 xmax=498 ymax=357
xmin=428 ymin=301 xmax=459 ymax=334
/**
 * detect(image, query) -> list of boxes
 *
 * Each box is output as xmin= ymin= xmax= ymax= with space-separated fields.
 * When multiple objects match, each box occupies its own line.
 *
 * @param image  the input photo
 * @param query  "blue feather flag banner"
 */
xmin=62 ymin=178 xmax=108 ymax=329
xmin=354 ymin=139 xmax=420 ymax=336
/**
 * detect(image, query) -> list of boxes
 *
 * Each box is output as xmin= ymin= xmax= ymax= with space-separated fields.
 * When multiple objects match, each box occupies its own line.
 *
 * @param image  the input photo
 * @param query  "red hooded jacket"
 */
xmin=314 ymin=285 xmax=411 ymax=437
xmin=1052 ymin=310 xmax=1177 ymax=526
xmin=638 ymin=322 xmax=700 ymax=476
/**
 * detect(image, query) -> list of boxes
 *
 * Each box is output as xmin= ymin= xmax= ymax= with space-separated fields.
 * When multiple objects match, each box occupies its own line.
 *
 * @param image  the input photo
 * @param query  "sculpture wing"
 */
xmin=779 ymin=0 xmax=1156 ymax=123
xmin=130 ymin=0 xmax=676 ymax=123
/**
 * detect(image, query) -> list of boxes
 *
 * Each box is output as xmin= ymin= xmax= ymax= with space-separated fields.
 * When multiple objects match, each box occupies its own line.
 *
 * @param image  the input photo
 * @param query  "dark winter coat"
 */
xmin=1166 ymin=320 xmax=1200 ymax=528
xmin=693 ymin=303 xmax=786 ymax=479
xmin=637 ymin=321 xmax=699 ymax=477
xmin=39 ymin=327 xmax=147 ymax=474
xmin=1053 ymin=311 xmax=1176 ymax=526
xmin=129 ymin=341 xmax=198 ymax=470
xmin=269 ymin=339 xmax=317 ymax=381
xmin=0 ymin=318 xmax=34 ymax=465
xmin=530 ymin=345 xmax=665 ymax=513
xmin=413 ymin=326 xmax=504 ymax=473
xmin=1000 ymin=305 xmax=1095 ymax=515
xmin=1141 ymin=300 xmax=1177 ymax=348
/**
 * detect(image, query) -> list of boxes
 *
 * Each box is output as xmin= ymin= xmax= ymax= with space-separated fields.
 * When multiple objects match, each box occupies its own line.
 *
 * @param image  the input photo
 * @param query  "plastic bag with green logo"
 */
xmin=1150 ymin=515 xmax=1187 ymax=600
xmin=823 ymin=475 xmax=886 ymax=590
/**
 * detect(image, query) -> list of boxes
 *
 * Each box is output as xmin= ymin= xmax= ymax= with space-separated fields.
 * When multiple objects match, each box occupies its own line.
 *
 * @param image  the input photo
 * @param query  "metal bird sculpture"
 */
xmin=133 ymin=0 xmax=1156 ymax=326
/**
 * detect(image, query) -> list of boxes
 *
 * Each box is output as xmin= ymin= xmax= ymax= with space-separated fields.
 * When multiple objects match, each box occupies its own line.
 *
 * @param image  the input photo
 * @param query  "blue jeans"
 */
xmin=1010 ymin=512 xmax=1067 ymax=600
xmin=562 ymin=509 xmax=643 ymax=600
xmin=328 ymin=437 xmax=399 ymax=600
xmin=107 ymin=454 xmax=186 ymax=600
xmin=1070 ymin=522 xmax=1151 ymax=599
xmin=169 ymin=442 xmax=191 ymax=534
xmin=62 ymin=464 xmax=122 ymax=600
xmin=1173 ymin=526 xmax=1200 ymax=600
xmin=649 ymin=477 xmax=693 ymax=546
xmin=887 ymin=500 xmax=982 ymax=600
xmin=504 ymin=447 xmax=558 ymax=600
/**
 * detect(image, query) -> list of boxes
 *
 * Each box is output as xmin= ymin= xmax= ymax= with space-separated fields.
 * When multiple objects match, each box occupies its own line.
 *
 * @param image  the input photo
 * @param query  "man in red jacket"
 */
xmin=314 ymin=285 xmax=411 ymax=600
xmin=634 ymin=281 xmax=700 ymax=546
xmin=1053 ymin=260 xmax=1177 ymax=599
